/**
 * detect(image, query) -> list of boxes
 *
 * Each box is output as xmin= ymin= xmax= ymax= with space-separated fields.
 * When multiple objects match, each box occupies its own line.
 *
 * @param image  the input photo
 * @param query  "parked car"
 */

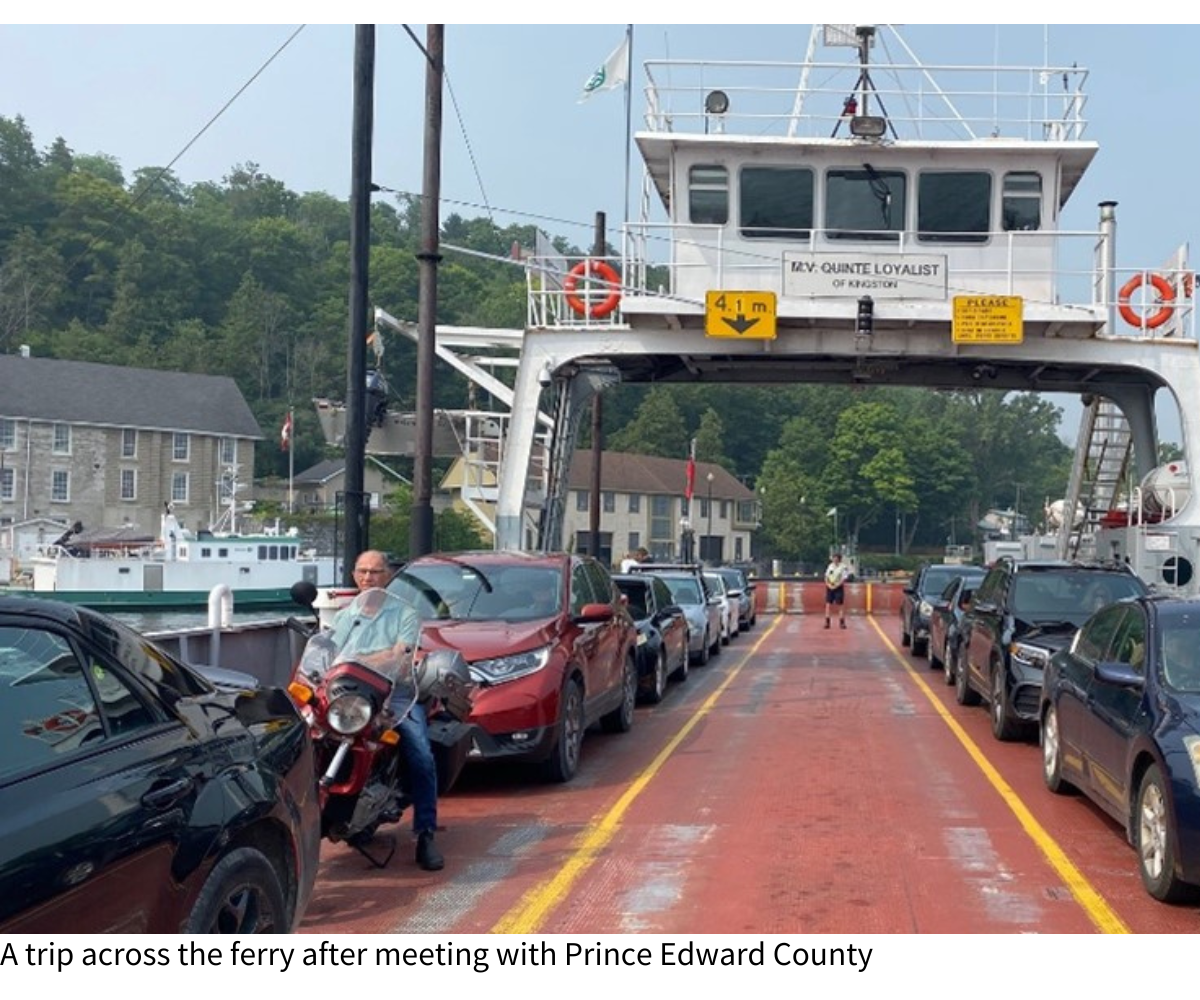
xmin=613 ymin=573 xmax=689 ymax=702
xmin=901 ymin=562 xmax=983 ymax=657
xmin=1040 ymin=594 xmax=1200 ymax=902
xmin=928 ymin=566 xmax=988 ymax=680
xmin=704 ymin=570 xmax=738 ymax=645
xmin=0 ymin=596 xmax=321 ymax=933
xmin=714 ymin=566 xmax=756 ymax=631
xmin=632 ymin=564 xmax=723 ymax=666
xmin=955 ymin=558 xmax=1150 ymax=741
xmin=399 ymin=551 xmax=638 ymax=783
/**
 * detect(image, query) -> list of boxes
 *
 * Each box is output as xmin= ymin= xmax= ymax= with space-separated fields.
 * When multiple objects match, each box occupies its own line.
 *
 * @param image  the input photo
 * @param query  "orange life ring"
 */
xmin=1118 ymin=272 xmax=1176 ymax=329
xmin=564 ymin=260 xmax=621 ymax=319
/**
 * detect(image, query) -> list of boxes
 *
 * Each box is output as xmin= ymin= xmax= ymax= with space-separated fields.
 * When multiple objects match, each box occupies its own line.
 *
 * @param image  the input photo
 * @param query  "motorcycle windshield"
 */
xmin=298 ymin=587 xmax=433 ymax=685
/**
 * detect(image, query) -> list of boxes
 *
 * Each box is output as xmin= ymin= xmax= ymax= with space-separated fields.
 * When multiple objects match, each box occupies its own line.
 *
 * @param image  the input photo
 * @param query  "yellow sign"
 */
xmin=952 ymin=295 xmax=1024 ymax=343
xmin=705 ymin=291 xmax=777 ymax=340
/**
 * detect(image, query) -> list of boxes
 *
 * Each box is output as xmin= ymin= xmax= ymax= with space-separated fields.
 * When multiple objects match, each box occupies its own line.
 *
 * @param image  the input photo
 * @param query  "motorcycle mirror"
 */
xmin=291 ymin=580 xmax=319 ymax=609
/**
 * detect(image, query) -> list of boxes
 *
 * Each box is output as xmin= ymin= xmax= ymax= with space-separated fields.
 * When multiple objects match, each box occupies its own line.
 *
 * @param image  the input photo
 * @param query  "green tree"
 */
xmin=607 ymin=388 xmax=688 ymax=459
xmin=693 ymin=407 xmax=732 ymax=470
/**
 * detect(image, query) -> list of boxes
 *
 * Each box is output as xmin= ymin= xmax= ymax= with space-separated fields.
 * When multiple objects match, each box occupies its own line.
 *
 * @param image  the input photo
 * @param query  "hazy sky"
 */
xmin=2 ymin=21 xmax=1197 ymax=441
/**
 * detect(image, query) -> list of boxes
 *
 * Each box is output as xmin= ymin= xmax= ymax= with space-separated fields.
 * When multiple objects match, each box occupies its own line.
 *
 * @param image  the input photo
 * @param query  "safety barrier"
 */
xmin=752 ymin=580 xmax=907 ymax=617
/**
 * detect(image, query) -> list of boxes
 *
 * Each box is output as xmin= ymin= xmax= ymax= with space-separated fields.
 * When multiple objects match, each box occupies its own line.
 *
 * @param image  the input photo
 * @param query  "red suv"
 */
xmin=399 ymin=551 xmax=638 ymax=782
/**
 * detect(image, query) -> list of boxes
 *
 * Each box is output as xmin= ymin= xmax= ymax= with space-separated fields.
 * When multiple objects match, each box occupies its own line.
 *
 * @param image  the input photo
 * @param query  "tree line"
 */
xmin=0 ymin=113 xmax=1075 ymax=562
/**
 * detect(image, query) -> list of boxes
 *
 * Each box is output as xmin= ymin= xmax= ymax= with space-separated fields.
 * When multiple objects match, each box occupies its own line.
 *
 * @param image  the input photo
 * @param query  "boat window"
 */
xmin=200 ymin=547 xmax=212 ymax=558
xmin=739 ymin=167 xmax=813 ymax=240
xmin=1002 ymin=171 xmax=1042 ymax=231
xmin=825 ymin=167 xmax=906 ymax=241
xmin=688 ymin=165 xmax=728 ymax=225
xmin=917 ymin=171 xmax=991 ymax=243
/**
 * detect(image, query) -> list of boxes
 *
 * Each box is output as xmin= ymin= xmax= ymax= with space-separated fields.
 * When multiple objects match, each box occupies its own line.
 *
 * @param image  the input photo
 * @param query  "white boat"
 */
xmin=16 ymin=505 xmax=338 ymax=612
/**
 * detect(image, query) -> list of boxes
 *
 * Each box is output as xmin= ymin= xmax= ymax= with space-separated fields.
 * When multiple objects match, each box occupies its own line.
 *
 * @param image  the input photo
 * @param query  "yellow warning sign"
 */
xmin=952 ymin=296 xmax=1024 ymax=343
xmin=705 ymin=291 xmax=777 ymax=340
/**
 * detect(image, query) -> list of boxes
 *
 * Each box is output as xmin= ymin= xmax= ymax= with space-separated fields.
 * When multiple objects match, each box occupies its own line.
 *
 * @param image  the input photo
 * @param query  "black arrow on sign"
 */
xmin=722 ymin=314 xmax=760 ymax=335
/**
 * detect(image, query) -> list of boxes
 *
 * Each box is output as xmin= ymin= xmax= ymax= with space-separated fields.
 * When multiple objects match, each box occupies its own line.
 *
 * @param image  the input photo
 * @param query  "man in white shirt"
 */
xmin=824 ymin=552 xmax=848 ymax=629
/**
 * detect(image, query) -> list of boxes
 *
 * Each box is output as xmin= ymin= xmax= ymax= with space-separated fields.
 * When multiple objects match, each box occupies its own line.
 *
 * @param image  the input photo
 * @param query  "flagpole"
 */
xmin=623 ymin=24 xmax=633 ymax=225
xmin=287 ymin=406 xmax=294 ymax=515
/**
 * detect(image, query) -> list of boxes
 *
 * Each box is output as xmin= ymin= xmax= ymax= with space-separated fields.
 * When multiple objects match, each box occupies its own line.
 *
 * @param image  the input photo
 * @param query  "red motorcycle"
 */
xmin=286 ymin=584 xmax=474 ymax=866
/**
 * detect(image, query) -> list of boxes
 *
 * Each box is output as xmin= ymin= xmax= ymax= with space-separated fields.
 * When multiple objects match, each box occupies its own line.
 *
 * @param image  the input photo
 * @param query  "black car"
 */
xmin=1040 ymin=595 xmax=1200 ymax=902
xmin=613 ymin=573 xmax=690 ymax=702
xmin=955 ymin=558 xmax=1150 ymax=741
xmin=901 ymin=563 xmax=981 ymax=658
xmin=928 ymin=567 xmax=988 ymax=681
xmin=0 ymin=596 xmax=321 ymax=932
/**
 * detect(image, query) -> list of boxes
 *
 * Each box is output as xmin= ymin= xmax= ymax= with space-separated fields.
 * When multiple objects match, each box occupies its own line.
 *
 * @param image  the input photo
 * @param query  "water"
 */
xmin=113 ymin=608 xmax=292 ymax=635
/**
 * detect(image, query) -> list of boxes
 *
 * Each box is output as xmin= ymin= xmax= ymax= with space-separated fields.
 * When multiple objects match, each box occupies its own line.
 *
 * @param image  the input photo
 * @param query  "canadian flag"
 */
xmin=685 ymin=438 xmax=696 ymax=501
xmin=280 ymin=411 xmax=293 ymax=452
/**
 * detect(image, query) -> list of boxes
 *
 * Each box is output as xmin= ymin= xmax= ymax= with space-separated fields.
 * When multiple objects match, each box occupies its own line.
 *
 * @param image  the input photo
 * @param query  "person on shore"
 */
xmin=824 ymin=552 xmax=849 ymax=629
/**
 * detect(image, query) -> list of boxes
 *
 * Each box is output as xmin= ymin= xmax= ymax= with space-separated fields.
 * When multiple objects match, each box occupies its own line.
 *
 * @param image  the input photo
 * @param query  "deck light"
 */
xmin=856 ymin=296 xmax=874 ymax=337
xmin=704 ymin=90 xmax=729 ymax=115
xmin=849 ymin=115 xmax=887 ymax=138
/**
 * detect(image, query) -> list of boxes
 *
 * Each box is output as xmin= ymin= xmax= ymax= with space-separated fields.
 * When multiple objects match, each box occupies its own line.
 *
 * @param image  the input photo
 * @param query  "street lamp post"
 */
xmin=705 ymin=472 xmax=715 ymax=564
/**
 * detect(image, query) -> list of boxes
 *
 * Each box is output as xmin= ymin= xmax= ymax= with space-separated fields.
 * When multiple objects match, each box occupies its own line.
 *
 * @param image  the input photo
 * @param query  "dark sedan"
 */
xmin=901 ymin=563 xmax=979 ymax=658
xmin=0 ymin=596 xmax=321 ymax=932
xmin=928 ymin=567 xmax=987 ymax=682
xmin=613 ymin=573 xmax=689 ymax=703
xmin=1040 ymin=595 xmax=1200 ymax=903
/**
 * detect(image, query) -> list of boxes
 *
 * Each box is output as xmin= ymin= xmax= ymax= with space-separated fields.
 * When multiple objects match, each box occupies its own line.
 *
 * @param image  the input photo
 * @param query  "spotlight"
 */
xmin=704 ymin=90 xmax=730 ymax=115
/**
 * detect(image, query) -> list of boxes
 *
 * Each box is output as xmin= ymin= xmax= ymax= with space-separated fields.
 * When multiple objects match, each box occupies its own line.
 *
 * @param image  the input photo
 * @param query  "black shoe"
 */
xmin=824 ymin=619 xmax=831 ymax=629
xmin=840 ymin=619 xmax=847 ymax=629
xmin=416 ymin=830 xmax=444 ymax=871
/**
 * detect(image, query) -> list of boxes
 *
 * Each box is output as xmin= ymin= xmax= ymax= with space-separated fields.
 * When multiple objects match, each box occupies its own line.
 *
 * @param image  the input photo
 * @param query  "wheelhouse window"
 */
xmin=688 ymin=165 xmax=728 ymax=225
xmin=1002 ymin=171 xmax=1042 ymax=231
xmin=120 ymin=469 xmax=136 ymax=501
xmin=825 ymin=167 xmax=906 ymax=241
xmin=172 ymin=433 xmax=190 ymax=461
xmin=171 ymin=472 xmax=189 ymax=503
xmin=917 ymin=171 xmax=991 ymax=243
xmin=739 ymin=167 xmax=813 ymax=240
xmin=52 ymin=423 xmax=71 ymax=454
xmin=51 ymin=470 xmax=69 ymax=503
xmin=121 ymin=428 xmax=137 ymax=458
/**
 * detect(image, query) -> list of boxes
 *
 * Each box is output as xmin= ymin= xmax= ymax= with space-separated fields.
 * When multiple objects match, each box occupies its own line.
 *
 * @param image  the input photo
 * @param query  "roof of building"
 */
xmin=0 ymin=355 xmax=262 ymax=437
xmin=295 ymin=459 xmax=346 ymax=485
xmin=567 ymin=451 xmax=754 ymax=499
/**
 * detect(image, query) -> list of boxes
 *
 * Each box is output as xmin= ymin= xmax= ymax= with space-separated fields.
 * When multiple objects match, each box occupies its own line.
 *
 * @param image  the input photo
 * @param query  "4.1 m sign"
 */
xmin=705 ymin=291 xmax=777 ymax=340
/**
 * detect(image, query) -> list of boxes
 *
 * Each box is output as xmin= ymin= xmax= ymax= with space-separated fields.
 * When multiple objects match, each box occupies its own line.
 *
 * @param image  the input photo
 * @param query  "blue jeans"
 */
xmin=391 ymin=697 xmax=438 ymax=834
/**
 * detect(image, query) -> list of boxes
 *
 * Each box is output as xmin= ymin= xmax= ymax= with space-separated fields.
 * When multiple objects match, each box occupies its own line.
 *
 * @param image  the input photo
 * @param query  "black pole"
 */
xmin=589 ymin=212 xmax=605 ymax=560
xmin=410 ymin=24 xmax=444 ymax=558
xmin=343 ymin=24 xmax=374 ymax=585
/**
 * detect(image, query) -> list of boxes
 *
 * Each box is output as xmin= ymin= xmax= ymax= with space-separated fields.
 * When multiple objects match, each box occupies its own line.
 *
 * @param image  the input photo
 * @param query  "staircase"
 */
xmin=1059 ymin=397 xmax=1132 ymax=559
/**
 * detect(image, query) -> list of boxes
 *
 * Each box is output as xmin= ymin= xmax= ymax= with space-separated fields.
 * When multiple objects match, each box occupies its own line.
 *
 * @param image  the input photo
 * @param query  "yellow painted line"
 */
xmin=866 ymin=614 xmax=1130 ymax=934
xmin=491 ymin=614 xmax=786 ymax=934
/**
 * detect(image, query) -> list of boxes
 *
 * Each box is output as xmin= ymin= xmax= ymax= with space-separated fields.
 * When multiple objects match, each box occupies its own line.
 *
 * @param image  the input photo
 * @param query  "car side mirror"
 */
xmin=575 ymin=602 xmax=615 ymax=623
xmin=1095 ymin=660 xmax=1144 ymax=690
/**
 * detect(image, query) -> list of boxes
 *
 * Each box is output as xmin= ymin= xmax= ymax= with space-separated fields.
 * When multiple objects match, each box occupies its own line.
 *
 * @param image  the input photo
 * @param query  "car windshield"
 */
xmin=920 ymin=566 xmax=969 ymax=596
xmin=1011 ymin=571 xmax=1146 ymax=624
xmin=401 ymin=560 xmax=561 ymax=622
xmin=663 ymin=577 xmax=703 ymax=605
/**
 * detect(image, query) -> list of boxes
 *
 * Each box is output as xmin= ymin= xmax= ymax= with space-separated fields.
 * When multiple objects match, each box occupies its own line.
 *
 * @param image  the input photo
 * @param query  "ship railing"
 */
xmin=641 ymin=57 xmax=1088 ymax=143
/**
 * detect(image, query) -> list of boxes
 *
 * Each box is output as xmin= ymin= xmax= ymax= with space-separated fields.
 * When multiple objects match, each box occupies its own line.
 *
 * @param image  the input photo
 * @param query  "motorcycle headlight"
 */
xmin=1009 ymin=641 xmax=1050 ymax=672
xmin=469 ymin=645 xmax=552 ymax=684
xmin=327 ymin=693 xmax=374 ymax=734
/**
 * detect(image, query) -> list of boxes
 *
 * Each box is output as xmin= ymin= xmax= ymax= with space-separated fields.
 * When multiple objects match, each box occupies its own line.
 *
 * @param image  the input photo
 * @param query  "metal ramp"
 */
xmin=1059 ymin=397 xmax=1132 ymax=559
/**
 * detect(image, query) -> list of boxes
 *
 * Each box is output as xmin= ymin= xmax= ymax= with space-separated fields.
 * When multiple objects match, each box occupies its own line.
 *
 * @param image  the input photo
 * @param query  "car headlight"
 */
xmin=469 ymin=644 xmax=552 ymax=684
xmin=1183 ymin=735 xmax=1200 ymax=787
xmin=636 ymin=633 xmax=648 ymax=646
xmin=1009 ymin=641 xmax=1050 ymax=672
xmin=327 ymin=693 xmax=373 ymax=734
xmin=919 ymin=600 xmax=933 ymax=618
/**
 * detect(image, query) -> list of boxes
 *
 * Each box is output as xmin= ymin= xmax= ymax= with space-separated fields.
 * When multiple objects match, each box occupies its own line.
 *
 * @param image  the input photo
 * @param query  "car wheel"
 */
xmin=692 ymin=630 xmax=710 ymax=666
xmin=642 ymin=649 xmax=668 ymax=704
xmin=912 ymin=634 xmax=928 ymax=658
xmin=601 ymin=656 xmax=637 ymax=733
xmin=1136 ymin=763 xmax=1199 ymax=903
xmin=955 ymin=646 xmax=980 ymax=706
xmin=901 ymin=617 xmax=911 ymax=647
xmin=942 ymin=640 xmax=957 ymax=686
xmin=543 ymin=676 xmax=585 ymax=783
xmin=672 ymin=643 xmax=690 ymax=683
xmin=929 ymin=637 xmax=943 ymax=671
xmin=184 ymin=847 xmax=289 ymax=933
xmin=1041 ymin=704 xmax=1075 ymax=795
xmin=709 ymin=626 xmax=721 ymax=656
xmin=990 ymin=663 xmax=1019 ymax=741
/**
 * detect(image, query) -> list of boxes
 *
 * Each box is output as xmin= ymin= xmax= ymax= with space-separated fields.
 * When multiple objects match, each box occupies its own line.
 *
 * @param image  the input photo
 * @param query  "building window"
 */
xmin=1002 ymin=171 xmax=1042 ymax=231
xmin=121 ymin=428 xmax=137 ymax=458
xmin=219 ymin=436 xmax=236 ymax=465
xmin=740 ymin=166 xmax=814 ymax=240
xmin=0 ymin=467 xmax=13 ymax=501
xmin=699 ymin=497 xmax=711 ymax=519
xmin=825 ymin=168 xmax=907 ymax=241
xmin=628 ymin=493 xmax=641 ymax=514
xmin=650 ymin=495 xmax=673 ymax=545
xmin=602 ymin=491 xmax=615 ymax=513
xmin=721 ymin=500 xmax=729 ymax=520
xmin=51 ymin=470 xmax=70 ymax=503
xmin=173 ymin=433 xmax=190 ymax=461
xmin=575 ymin=490 xmax=589 ymax=512
xmin=917 ymin=171 xmax=991 ymax=243
xmin=0 ymin=419 xmax=14 ymax=450
xmin=627 ymin=531 xmax=640 ymax=552
xmin=689 ymin=165 xmax=728 ymax=225
xmin=52 ymin=423 xmax=71 ymax=454
xmin=120 ymin=469 xmax=137 ymax=501
xmin=172 ymin=472 xmax=189 ymax=503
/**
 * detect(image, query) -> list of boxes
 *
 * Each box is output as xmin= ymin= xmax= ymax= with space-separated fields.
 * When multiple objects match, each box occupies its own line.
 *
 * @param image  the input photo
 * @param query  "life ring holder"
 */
xmin=1118 ymin=272 xmax=1176 ymax=330
xmin=564 ymin=260 xmax=622 ymax=319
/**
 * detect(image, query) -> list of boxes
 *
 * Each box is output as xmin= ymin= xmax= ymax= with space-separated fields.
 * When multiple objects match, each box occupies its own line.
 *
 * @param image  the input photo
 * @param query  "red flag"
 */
xmin=280 ymin=411 xmax=293 ymax=452
xmin=685 ymin=440 xmax=696 ymax=500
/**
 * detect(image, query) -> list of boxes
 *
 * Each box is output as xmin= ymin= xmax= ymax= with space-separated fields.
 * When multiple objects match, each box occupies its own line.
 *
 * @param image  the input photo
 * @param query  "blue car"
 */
xmin=1040 ymin=594 xmax=1200 ymax=902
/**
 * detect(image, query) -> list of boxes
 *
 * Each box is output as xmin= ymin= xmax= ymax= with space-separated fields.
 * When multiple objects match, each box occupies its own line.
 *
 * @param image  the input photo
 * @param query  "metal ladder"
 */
xmin=1059 ymin=397 xmax=1132 ymax=559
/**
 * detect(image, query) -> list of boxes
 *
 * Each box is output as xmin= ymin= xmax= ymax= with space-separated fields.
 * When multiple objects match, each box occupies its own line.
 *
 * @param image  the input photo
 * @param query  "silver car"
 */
xmin=635 ymin=566 xmax=723 ymax=666
xmin=704 ymin=571 xmax=738 ymax=645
